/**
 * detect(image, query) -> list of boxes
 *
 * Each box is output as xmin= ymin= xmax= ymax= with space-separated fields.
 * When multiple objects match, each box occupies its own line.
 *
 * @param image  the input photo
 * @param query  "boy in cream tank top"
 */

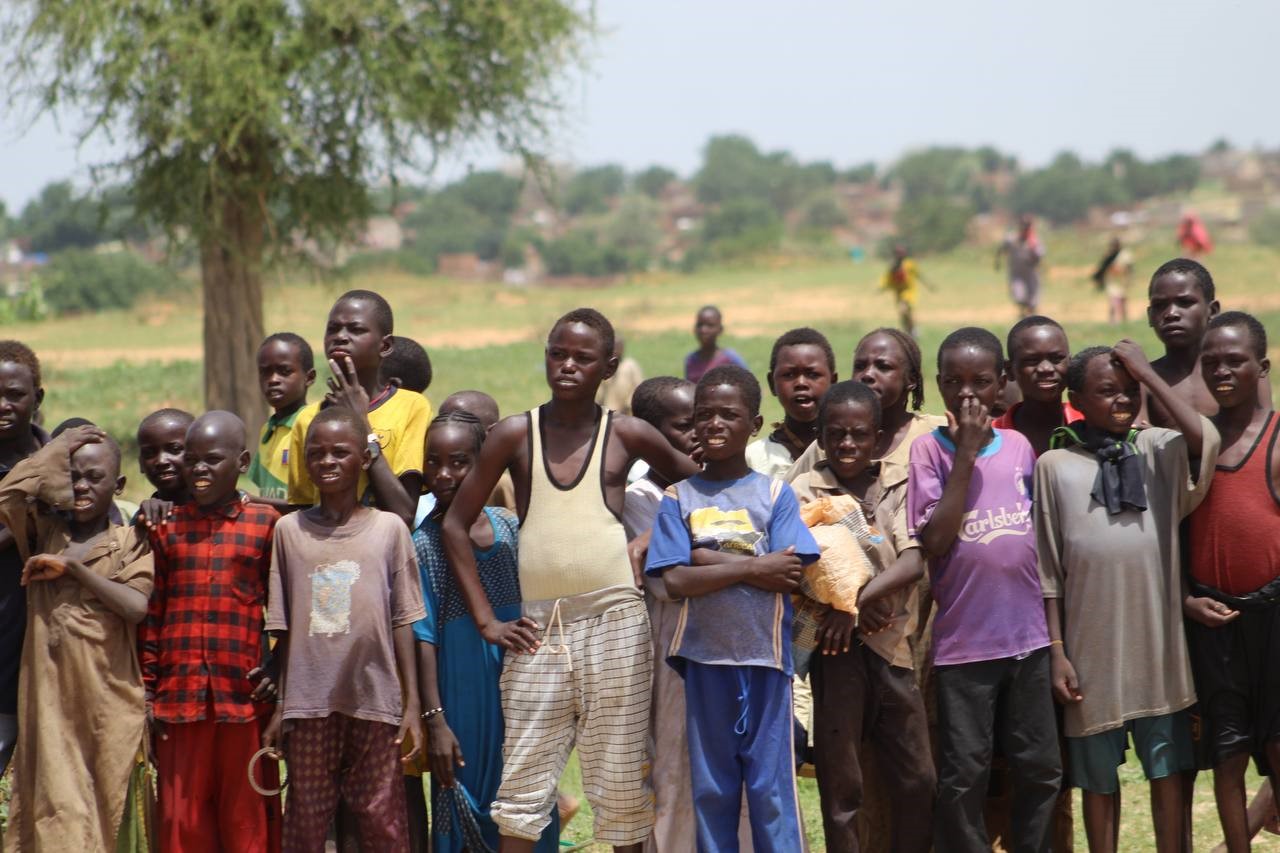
xmin=441 ymin=309 xmax=699 ymax=853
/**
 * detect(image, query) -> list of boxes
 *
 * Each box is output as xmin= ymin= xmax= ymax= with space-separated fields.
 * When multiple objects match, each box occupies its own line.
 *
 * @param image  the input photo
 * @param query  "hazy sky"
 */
xmin=3 ymin=0 xmax=1276 ymax=209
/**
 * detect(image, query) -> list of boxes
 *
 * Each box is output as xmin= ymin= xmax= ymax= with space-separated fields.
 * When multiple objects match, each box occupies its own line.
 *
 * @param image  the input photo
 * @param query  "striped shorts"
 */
xmin=493 ymin=586 xmax=655 ymax=845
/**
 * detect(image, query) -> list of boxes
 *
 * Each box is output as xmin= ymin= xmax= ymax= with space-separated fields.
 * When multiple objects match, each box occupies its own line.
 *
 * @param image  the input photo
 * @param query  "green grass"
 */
xmin=13 ymin=237 xmax=1280 ymax=848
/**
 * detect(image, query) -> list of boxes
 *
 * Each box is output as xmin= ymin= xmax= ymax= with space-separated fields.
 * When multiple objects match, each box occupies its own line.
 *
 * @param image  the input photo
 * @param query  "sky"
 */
xmin=3 ymin=0 xmax=1277 ymax=209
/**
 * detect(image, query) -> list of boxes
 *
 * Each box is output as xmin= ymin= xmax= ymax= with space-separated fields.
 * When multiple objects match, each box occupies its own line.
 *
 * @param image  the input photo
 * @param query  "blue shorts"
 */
xmin=1067 ymin=711 xmax=1195 ymax=794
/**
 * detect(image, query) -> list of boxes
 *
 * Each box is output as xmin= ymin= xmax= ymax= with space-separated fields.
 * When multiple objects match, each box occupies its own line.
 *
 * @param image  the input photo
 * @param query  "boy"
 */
xmin=438 ymin=389 xmax=516 ymax=512
xmin=441 ymin=308 xmax=699 ymax=852
xmin=135 ymin=408 xmax=195 ymax=525
xmin=141 ymin=410 xmax=282 ymax=852
xmin=995 ymin=316 xmax=1081 ymax=457
xmin=909 ymin=327 xmax=1061 ymax=852
xmin=287 ymin=290 xmax=429 ymax=526
xmin=746 ymin=327 xmax=837 ymax=478
xmin=880 ymin=244 xmax=934 ymax=338
xmin=1184 ymin=312 xmax=1280 ymax=852
xmin=265 ymin=406 xmax=425 ymax=850
xmin=620 ymin=376 xmax=707 ymax=851
xmin=685 ymin=305 xmax=747 ymax=383
xmin=645 ymin=365 xmax=819 ymax=851
xmin=1037 ymin=342 xmax=1218 ymax=853
xmin=381 ymin=334 xmax=433 ymax=394
xmin=790 ymin=380 xmax=934 ymax=853
xmin=248 ymin=333 xmax=316 ymax=510
xmin=0 ymin=424 xmax=152 ymax=850
xmin=0 ymin=340 xmax=47 ymax=775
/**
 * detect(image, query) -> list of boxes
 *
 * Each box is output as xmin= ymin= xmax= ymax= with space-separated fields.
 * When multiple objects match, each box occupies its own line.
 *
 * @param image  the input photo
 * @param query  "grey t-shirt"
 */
xmin=266 ymin=508 xmax=425 ymax=725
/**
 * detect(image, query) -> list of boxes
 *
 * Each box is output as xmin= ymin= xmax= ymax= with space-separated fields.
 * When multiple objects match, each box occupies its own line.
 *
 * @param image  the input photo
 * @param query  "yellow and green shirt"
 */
xmin=248 ymin=407 xmax=304 ymax=500
xmin=286 ymin=387 xmax=432 ymax=506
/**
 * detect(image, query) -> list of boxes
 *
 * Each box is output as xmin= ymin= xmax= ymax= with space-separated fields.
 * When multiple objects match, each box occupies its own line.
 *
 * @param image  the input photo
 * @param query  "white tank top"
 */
xmin=517 ymin=406 xmax=634 ymax=601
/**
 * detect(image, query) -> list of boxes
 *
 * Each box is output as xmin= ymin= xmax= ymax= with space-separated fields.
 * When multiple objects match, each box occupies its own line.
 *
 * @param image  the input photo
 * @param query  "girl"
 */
xmin=413 ymin=411 xmax=559 ymax=852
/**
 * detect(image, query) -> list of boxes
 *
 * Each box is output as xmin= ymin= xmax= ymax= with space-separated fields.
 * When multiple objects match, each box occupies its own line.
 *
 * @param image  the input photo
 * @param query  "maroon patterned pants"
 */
xmin=282 ymin=714 xmax=408 ymax=852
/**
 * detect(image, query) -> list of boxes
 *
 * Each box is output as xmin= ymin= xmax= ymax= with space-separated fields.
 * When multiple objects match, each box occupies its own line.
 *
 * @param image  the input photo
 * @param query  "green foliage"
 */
xmin=693 ymin=134 xmax=836 ymax=215
xmin=1104 ymin=150 xmax=1200 ymax=200
xmin=841 ymin=162 xmax=877 ymax=184
xmin=444 ymin=171 xmax=523 ymax=224
xmin=700 ymin=197 xmax=783 ymax=260
xmin=633 ymin=165 xmax=677 ymax=198
xmin=34 ymin=249 xmax=182 ymax=315
xmin=801 ymin=192 xmax=848 ymax=229
xmin=0 ymin=280 xmax=48 ymax=324
xmin=5 ymin=1 xmax=589 ymax=260
xmin=894 ymin=196 xmax=973 ymax=254
xmin=599 ymin=194 xmax=661 ymax=271
xmin=563 ymin=164 xmax=626 ymax=215
xmin=542 ymin=229 xmax=607 ymax=276
xmin=17 ymin=182 xmax=102 ymax=253
xmin=1248 ymin=209 xmax=1280 ymax=249
xmin=1011 ymin=152 xmax=1125 ymax=225
xmin=891 ymin=147 xmax=983 ymax=202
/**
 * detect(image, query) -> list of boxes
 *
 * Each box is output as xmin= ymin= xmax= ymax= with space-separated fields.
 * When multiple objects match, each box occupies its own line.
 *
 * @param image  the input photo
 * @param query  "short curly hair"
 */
xmin=631 ymin=377 xmax=694 ymax=428
xmin=549 ymin=307 xmax=615 ymax=358
xmin=0 ymin=340 xmax=41 ymax=388
xmin=1207 ymin=311 xmax=1268 ymax=360
xmin=769 ymin=327 xmax=836 ymax=375
xmin=1065 ymin=346 xmax=1115 ymax=393
xmin=697 ymin=366 xmax=762 ymax=417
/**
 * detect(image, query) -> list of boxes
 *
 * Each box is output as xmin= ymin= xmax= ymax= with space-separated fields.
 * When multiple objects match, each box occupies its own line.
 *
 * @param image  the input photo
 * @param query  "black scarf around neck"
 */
xmin=1050 ymin=422 xmax=1147 ymax=514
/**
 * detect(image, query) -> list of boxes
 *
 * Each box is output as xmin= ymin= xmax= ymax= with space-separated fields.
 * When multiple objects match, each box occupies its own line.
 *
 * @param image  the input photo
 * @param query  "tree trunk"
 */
xmin=200 ymin=193 xmax=266 ymax=438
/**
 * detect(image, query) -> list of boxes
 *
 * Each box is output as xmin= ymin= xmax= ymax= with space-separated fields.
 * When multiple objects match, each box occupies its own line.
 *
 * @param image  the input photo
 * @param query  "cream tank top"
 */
xmin=517 ymin=406 xmax=634 ymax=602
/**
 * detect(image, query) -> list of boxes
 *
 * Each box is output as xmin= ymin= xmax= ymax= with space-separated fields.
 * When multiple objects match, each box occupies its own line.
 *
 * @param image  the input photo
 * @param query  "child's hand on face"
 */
xmin=60 ymin=424 xmax=107 ymax=456
xmin=746 ymin=545 xmax=803 ymax=593
xmin=325 ymin=357 xmax=373 ymax=429
xmin=1111 ymin=339 xmax=1154 ymax=383
xmin=947 ymin=398 xmax=992 ymax=456
xmin=1183 ymin=595 xmax=1239 ymax=628
xmin=21 ymin=554 xmax=69 ymax=585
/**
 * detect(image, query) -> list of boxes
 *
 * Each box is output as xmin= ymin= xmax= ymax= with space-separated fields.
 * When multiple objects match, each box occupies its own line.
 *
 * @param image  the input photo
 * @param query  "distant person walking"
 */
xmin=1091 ymin=236 xmax=1135 ymax=324
xmin=996 ymin=214 xmax=1045 ymax=317
xmin=1177 ymin=212 xmax=1214 ymax=258
xmin=880 ymin=243 xmax=934 ymax=339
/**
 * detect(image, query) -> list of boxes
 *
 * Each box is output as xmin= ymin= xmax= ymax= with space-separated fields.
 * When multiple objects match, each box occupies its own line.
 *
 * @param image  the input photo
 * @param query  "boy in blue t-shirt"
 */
xmin=646 ymin=365 xmax=820 ymax=853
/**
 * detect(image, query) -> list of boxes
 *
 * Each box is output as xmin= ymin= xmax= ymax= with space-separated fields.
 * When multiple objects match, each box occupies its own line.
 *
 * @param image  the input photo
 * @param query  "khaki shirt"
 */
xmin=789 ymin=459 xmax=919 ymax=668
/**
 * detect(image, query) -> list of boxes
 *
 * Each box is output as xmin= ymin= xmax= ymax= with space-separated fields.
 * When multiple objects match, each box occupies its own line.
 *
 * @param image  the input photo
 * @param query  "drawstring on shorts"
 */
xmin=546 ymin=598 xmax=572 ymax=672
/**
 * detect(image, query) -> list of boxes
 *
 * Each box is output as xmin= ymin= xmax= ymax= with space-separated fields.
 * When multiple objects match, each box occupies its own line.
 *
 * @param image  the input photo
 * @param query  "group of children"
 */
xmin=0 ymin=256 xmax=1274 ymax=853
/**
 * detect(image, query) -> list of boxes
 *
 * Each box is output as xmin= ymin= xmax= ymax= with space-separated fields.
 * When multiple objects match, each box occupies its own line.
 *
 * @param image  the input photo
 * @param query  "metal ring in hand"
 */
xmin=247 ymin=747 xmax=286 ymax=797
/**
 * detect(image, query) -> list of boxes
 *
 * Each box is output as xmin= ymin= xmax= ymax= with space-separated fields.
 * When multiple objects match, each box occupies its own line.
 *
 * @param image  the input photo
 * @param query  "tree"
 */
xmin=893 ymin=197 xmax=973 ymax=254
xmin=17 ymin=182 xmax=102 ymax=253
xmin=633 ymin=165 xmax=677 ymax=198
xmin=562 ymin=164 xmax=626 ymax=215
xmin=5 ymin=1 xmax=588 ymax=426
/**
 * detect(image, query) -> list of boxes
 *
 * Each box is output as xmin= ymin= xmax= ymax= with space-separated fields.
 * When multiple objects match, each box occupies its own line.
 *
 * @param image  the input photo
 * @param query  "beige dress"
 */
xmin=0 ymin=441 xmax=154 ymax=852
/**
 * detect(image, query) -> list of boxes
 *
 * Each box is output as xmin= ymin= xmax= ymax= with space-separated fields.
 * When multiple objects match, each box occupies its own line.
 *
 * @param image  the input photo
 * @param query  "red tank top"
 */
xmin=1189 ymin=412 xmax=1280 ymax=595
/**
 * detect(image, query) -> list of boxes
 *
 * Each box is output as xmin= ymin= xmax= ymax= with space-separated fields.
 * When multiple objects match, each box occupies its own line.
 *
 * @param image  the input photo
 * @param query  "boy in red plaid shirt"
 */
xmin=140 ymin=410 xmax=282 ymax=853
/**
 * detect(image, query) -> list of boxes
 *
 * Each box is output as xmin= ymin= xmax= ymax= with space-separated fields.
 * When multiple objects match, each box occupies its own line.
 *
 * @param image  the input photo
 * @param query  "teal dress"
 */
xmin=412 ymin=508 xmax=559 ymax=853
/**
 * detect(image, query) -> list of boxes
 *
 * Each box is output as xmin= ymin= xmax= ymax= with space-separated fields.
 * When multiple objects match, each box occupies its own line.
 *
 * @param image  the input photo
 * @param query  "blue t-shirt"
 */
xmin=646 ymin=471 xmax=819 ymax=675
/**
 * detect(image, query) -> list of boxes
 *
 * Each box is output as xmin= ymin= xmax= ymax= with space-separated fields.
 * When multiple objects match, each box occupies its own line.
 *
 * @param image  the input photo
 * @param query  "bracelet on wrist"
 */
xmin=420 ymin=707 xmax=444 ymax=721
xmin=1049 ymin=639 xmax=1064 ymax=646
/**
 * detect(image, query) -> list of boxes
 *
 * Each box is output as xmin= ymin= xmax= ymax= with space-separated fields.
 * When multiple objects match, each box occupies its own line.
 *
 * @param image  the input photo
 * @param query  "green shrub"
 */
xmin=893 ymin=197 xmax=973 ymax=254
xmin=36 ymin=249 xmax=182 ymax=315
xmin=1248 ymin=209 xmax=1280 ymax=249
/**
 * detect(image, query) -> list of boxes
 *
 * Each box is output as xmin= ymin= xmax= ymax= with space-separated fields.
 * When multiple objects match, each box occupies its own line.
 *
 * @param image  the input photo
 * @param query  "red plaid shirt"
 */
xmin=140 ymin=494 xmax=279 ymax=723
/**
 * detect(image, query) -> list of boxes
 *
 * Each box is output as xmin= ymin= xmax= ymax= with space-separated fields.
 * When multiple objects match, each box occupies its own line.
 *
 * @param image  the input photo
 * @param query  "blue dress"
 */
xmin=413 ymin=508 xmax=559 ymax=853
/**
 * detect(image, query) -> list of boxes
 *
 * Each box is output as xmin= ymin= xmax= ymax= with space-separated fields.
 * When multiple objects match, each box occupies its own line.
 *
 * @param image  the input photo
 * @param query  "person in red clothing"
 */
xmin=995 ymin=316 xmax=1082 ymax=458
xmin=140 ymin=410 xmax=282 ymax=853
xmin=1185 ymin=312 xmax=1280 ymax=853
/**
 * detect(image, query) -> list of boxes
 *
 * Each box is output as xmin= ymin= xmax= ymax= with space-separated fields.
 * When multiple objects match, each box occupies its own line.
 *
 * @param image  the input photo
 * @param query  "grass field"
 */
xmin=10 ymin=231 xmax=1280 ymax=849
